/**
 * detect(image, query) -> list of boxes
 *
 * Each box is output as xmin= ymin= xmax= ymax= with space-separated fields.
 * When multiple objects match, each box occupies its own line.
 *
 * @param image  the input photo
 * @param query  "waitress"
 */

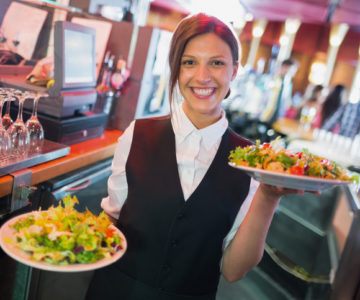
xmin=86 ymin=13 xmax=299 ymax=300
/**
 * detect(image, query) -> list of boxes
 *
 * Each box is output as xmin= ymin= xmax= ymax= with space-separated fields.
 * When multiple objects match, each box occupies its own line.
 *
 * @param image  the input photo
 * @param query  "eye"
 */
xmin=212 ymin=60 xmax=225 ymax=66
xmin=181 ymin=59 xmax=195 ymax=66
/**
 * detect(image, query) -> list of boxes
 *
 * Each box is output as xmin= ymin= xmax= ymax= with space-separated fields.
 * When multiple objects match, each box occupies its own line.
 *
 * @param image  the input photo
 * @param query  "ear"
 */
xmin=231 ymin=61 xmax=239 ymax=81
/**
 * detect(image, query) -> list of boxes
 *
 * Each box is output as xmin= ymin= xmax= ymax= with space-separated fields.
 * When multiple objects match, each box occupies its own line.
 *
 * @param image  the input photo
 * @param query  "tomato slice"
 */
xmin=289 ymin=165 xmax=305 ymax=175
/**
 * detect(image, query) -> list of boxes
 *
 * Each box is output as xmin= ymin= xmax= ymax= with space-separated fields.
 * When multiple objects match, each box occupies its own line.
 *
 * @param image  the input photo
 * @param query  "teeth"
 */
xmin=193 ymin=88 xmax=214 ymax=96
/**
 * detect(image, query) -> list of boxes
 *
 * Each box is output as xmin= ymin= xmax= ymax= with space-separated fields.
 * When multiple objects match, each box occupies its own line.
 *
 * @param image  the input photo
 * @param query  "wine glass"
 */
xmin=2 ymin=95 xmax=14 ymax=130
xmin=25 ymin=91 xmax=47 ymax=151
xmin=7 ymin=90 xmax=30 ymax=154
xmin=0 ymin=87 xmax=15 ymax=130
xmin=0 ymin=94 xmax=11 ymax=155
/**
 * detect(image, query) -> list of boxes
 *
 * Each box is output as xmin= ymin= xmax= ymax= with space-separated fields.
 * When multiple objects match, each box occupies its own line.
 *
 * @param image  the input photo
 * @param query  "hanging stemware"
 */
xmin=25 ymin=91 xmax=47 ymax=151
xmin=7 ymin=90 xmax=30 ymax=154
xmin=0 ymin=94 xmax=11 ymax=155
xmin=0 ymin=87 xmax=15 ymax=130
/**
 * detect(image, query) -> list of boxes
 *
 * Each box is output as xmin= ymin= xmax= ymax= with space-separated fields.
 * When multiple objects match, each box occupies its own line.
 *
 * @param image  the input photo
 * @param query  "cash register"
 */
xmin=1 ymin=21 xmax=108 ymax=145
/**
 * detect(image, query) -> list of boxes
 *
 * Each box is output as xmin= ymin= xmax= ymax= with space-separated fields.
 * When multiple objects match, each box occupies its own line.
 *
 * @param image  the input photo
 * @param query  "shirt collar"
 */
xmin=171 ymin=100 xmax=228 ymax=151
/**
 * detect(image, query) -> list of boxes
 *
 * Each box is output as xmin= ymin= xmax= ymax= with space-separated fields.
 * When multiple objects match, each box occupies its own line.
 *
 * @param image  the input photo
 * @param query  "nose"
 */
xmin=195 ymin=64 xmax=211 ymax=84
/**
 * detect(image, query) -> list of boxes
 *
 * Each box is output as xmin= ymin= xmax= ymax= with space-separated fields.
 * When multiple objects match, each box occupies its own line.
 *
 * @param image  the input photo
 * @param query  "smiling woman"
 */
xmin=84 ymin=13 xmax=308 ymax=300
xmin=168 ymin=14 xmax=240 ymax=128
xmin=178 ymin=33 xmax=238 ymax=128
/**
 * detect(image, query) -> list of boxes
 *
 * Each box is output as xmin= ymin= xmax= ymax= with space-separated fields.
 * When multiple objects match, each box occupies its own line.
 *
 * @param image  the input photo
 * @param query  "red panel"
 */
xmin=261 ymin=21 xmax=282 ymax=45
xmin=239 ymin=21 xmax=253 ymax=41
xmin=240 ymin=21 xmax=283 ymax=45
xmin=292 ymin=23 xmax=325 ymax=56
xmin=337 ymin=30 xmax=360 ymax=64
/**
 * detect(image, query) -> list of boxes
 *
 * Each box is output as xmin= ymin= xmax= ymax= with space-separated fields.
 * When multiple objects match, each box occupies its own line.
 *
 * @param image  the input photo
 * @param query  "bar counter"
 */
xmin=0 ymin=130 xmax=122 ymax=198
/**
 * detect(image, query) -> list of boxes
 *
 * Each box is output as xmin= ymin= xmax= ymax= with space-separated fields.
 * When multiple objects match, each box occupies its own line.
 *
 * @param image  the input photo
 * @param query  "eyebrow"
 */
xmin=181 ymin=54 xmax=227 ymax=59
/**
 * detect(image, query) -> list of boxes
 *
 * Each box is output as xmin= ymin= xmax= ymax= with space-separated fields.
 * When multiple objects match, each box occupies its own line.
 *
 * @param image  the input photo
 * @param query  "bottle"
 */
xmin=97 ymin=51 xmax=110 ymax=85
xmin=97 ymin=54 xmax=114 ymax=94
xmin=111 ymin=57 xmax=127 ymax=92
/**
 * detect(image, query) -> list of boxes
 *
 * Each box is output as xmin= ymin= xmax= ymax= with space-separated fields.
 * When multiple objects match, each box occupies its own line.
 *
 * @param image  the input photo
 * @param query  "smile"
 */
xmin=191 ymin=87 xmax=215 ymax=96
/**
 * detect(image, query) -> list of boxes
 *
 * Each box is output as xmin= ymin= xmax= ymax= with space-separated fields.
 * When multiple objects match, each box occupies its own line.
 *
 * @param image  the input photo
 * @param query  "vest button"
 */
xmin=171 ymin=239 xmax=177 ymax=247
xmin=177 ymin=213 xmax=184 ymax=220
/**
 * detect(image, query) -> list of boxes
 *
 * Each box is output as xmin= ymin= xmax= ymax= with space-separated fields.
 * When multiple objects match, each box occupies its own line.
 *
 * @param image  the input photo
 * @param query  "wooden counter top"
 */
xmin=0 ymin=129 xmax=122 ymax=198
xmin=272 ymin=118 xmax=314 ymax=141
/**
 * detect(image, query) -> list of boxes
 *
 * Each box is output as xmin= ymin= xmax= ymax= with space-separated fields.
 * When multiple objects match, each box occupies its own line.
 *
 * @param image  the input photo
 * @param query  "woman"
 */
xmin=86 ymin=13 xmax=298 ymax=300
xmin=320 ymin=84 xmax=346 ymax=127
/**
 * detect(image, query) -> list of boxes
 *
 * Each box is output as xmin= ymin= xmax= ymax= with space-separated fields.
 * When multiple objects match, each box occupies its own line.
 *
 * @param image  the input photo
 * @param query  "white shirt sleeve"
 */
xmin=222 ymin=178 xmax=260 ymax=250
xmin=101 ymin=120 xmax=135 ymax=219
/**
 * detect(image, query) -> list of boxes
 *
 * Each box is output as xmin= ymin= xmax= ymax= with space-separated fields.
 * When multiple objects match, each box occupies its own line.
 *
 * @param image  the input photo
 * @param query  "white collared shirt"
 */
xmin=101 ymin=101 xmax=259 ymax=248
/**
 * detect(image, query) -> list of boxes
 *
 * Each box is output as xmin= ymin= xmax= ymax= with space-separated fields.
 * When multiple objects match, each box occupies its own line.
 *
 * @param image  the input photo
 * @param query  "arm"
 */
xmin=221 ymin=184 xmax=297 ymax=282
xmin=101 ymin=120 xmax=135 ymax=222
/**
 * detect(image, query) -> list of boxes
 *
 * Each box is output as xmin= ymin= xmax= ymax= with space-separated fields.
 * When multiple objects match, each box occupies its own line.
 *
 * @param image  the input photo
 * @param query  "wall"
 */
xmin=0 ymin=0 xmax=12 ymax=25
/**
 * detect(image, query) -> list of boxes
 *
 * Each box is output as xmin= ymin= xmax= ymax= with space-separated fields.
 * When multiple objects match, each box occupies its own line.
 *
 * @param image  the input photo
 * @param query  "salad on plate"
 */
xmin=2 ymin=194 xmax=125 ymax=266
xmin=229 ymin=139 xmax=359 ymax=183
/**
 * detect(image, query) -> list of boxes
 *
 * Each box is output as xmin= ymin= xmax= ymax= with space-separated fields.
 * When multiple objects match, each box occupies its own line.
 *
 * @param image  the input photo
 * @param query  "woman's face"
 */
xmin=178 ymin=32 xmax=238 ymax=128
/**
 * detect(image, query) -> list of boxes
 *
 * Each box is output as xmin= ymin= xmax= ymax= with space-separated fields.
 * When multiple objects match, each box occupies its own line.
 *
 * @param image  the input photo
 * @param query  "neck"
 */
xmin=183 ymin=108 xmax=222 ymax=129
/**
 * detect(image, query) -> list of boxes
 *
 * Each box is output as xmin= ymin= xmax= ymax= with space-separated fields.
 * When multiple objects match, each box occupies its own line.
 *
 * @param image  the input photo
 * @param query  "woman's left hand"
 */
xmin=258 ymin=183 xmax=320 ymax=201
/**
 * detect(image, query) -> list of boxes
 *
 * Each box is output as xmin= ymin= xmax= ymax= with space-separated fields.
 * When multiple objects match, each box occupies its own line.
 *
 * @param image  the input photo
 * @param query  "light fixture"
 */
xmin=329 ymin=23 xmax=349 ymax=47
xmin=252 ymin=19 xmax=267 ymax=38
xmin=308 ymin=61 xmax=326 ymax=85
xmin=279 ymin=35 xmax=289 ymax=46
xmin=245 ymin=13 xmax=254 ymax=22
xmin=285 ymin=18 xmax=301 ymax=35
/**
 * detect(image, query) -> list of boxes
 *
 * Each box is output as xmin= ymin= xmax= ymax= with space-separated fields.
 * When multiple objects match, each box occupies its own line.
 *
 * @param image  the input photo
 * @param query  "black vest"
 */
xmin=114 ymin=117 xmax=252 ymax=298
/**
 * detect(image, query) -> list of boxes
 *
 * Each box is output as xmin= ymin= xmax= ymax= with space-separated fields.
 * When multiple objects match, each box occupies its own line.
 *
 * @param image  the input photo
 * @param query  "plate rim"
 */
xmin=229 ymin=162 xmax=350 ymax=184
xmin=229 ymin=162 xmax=351 ymax=191
xmin=0 ymin=211 xmax=127 ymax=272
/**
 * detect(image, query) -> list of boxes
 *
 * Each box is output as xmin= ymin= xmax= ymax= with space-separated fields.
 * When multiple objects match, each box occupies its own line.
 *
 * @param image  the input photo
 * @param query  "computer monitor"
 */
xmin=54 ymin=21 xmax=96 ymax=90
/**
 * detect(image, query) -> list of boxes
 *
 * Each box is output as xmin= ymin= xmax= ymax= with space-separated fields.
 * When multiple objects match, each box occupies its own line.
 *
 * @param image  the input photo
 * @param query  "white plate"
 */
xmin=0 ymin=212 xmax=127 ymax=272
xmin=229 ymin=162 xmax=350 ymax=192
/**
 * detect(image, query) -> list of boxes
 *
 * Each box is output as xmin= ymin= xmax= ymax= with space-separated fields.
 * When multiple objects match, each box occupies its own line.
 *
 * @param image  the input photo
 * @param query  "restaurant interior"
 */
xmin=1 ymin=0 xmax=360 ymax=300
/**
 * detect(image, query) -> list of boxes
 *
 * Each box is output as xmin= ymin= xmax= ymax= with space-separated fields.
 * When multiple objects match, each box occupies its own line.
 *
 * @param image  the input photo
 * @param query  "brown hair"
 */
xmin=168 ymin=13 xmax=240 ymax=104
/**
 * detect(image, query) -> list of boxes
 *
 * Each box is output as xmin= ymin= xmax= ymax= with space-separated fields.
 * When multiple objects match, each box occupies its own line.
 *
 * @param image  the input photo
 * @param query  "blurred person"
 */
xmin=320 ymin=84 xmax=346 ymax=127
xmin=260 ymin=58 xmax=299 ymax=125
xmin=322 ymin=99 xmax=360 ymax=138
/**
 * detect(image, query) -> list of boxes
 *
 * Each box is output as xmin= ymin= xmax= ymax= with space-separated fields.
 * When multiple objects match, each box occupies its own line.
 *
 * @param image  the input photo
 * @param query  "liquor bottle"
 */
xmin=97 ymin=54 xmax=114 ymax=94
xmin=111 ymin=57 xmax=127 ymax=92
xmin=95 ymin=54 xmax=115 ymax=115
xmin=97 ymin=51 xmax=110 ymax=85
